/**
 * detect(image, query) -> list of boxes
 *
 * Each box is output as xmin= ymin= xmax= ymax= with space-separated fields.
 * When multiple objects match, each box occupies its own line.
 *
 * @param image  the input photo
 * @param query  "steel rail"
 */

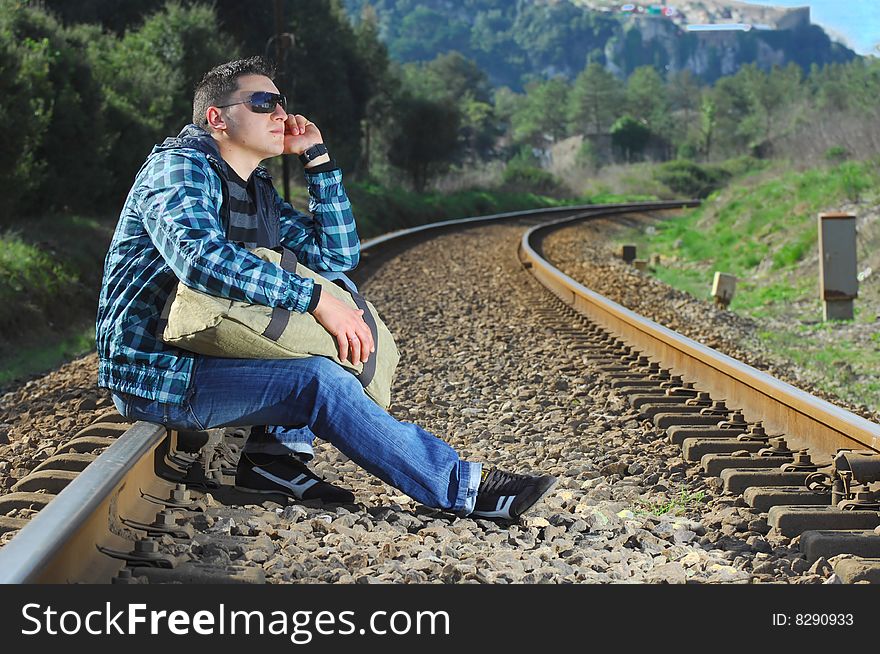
xmin=520 ymin=213 xmax=880 ymax=459
xmin=0 ymin=200 xmax=697 ymax=583
xmin=361 ymin=205 xmax=573 ymax=250
xmin=0 ymin=422 xmax=167 ymax=583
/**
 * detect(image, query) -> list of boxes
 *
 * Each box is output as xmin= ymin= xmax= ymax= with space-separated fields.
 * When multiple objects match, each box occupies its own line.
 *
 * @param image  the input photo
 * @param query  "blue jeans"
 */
xmin=250 ymin=271 xmax=360 ymax=462
xmin=111 ymin=355 xmax=481 ymax=513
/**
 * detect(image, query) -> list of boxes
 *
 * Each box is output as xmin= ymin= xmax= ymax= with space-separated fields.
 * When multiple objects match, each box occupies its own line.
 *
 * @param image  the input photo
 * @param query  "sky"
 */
xmin=738 ymin=0 xmax=880 ymax=55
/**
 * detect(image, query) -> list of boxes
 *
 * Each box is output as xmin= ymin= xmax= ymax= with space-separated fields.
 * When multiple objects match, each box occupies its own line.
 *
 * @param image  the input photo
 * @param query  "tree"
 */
xmin=709 ymin=74 xmax=753 ymax=158
xmin=0 ymin=5 xmax=53 ymax=215
xmin=401 ymin=51 xmax=496 ymax=159
xmin=38 ymin=0 xmax=165 ymax=32
xmin=569 ymin=62 xmax=623 ymax=135
xmin=387 ymin=96 xmax=460 ymax=192
xmin=288 ymin=0 xmax=382 ymax=172
xmin=510 ymin=77 xmax=570 ymax=145
xmin=403 ymin=51 xmax=492 ymax=104
xmin=85 ymin=2 xmax=236 ymax=203
xmin=700 ymin=96 xmax=716 ymax=160
xmin=353 ymin=5 xmax=398 ymax=179
xmin=665 ymin=69 xmax=702 ymax=157
xmin=390 ymin=5 xmax=468 ymax=61
xmin=737 ymin=64 xmax=789 ymax=148
xmin=625 ymin=65 xmax=668 ymax=134
xmin=668 ymin=70 xmax=701 ymax=125
xmin=0 ymin=0 xmax=115 ymax=214
xmin=610 ymin=115 xmax=651 ymax=162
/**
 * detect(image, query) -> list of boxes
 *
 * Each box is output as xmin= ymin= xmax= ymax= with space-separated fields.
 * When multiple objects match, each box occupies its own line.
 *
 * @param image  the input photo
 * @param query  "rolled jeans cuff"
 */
xmin=243 ymin=441 xmax=315 ymax=461
xmin=243 ymin=426 xmax=316 ymax=461
xmin=454 ymin=461 xmax=482 ymax=514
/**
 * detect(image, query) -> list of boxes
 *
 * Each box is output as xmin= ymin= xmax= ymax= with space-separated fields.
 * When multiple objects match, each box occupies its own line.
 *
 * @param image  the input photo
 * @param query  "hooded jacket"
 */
xmin=95 ymin=124 xmax=359 ymax=405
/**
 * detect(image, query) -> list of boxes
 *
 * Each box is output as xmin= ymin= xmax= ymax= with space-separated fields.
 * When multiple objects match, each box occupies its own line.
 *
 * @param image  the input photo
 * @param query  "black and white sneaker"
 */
xmin=471 ymin=468 xmax=557 ymax=521
xmin=235 ymin=453 xmax=355 ymax=504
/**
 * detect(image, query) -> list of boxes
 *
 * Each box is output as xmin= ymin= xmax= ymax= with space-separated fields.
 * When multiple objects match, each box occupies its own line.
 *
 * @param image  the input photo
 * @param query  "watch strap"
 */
xmin=299 ymin=143 xmax=328 ymax=165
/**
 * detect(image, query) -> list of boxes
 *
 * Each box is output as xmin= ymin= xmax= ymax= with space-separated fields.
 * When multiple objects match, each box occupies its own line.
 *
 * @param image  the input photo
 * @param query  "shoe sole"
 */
xmin=233 ymin=485 xmax=354 ymax=504
xmin=234 ymin=485 xmax=294 ymax=498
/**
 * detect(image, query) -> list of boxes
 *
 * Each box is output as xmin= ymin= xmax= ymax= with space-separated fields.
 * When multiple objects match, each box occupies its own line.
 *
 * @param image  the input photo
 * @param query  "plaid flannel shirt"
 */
xmin=96 ymin=139 xmax=359 ymax=405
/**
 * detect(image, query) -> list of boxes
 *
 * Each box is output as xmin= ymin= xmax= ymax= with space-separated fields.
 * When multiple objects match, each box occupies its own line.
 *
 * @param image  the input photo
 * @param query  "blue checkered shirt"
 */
xmin=96 ymin=144 xmax=359 ymax=405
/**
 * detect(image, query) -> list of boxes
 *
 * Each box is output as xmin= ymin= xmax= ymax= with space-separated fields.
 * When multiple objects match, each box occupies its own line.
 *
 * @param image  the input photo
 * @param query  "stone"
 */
xmin=672 ymin=529 xmax=698 ymax=545
xmin=525 ymin=516 xmax=551 ymax=528
xmin=678 ymin=551 xmax=703 ymax=568
xmin=791 ymin=557 xmax=811 ymax=574
xmin=243 ymin=549 xmax=269 ymax=563
xmin=278 ymin=505 xmax=307 ymax=522
xmin=646 ymin=562 xmax=688 ymax=584
xmin=706 ymin=563 xmax=749 ymax=583
xmin=808 ymin=557 xmax=832 ymax=576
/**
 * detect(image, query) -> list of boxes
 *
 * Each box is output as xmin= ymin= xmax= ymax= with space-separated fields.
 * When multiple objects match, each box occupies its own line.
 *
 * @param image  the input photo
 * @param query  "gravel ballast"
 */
xmin=0 ymin=216 xmax=857 ymax=582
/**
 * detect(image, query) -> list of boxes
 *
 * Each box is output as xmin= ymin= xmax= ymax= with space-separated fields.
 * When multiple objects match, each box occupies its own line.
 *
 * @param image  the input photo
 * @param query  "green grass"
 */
xmin=650 ymin=265 xmax=711 ymax=301
xmin=0 ymin=323 xmax=95 ymax=388
xmin=0 ymin=213 xmax=112 ymax=389
xmin=0 ymin=215 xmax=112 ymax=333
xmin=616 ymin=159 xmax=880 ymax=312
xmin=613 ymin=157 xmax=880 ymax=412
xmin=635 ymin=488 xmax=707 ymax=516
xmin=756 ymin=327 xmax=880 ymax=408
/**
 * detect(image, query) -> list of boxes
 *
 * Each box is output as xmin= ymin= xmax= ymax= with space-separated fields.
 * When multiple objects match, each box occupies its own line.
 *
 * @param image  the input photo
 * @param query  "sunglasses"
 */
xmin=216 ymin=91 xmax=287 ymax=114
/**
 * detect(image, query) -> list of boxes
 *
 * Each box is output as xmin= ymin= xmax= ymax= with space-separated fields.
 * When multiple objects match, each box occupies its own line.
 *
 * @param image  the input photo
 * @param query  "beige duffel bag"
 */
xmin=160 ymin=247 xmax=399 ymax=408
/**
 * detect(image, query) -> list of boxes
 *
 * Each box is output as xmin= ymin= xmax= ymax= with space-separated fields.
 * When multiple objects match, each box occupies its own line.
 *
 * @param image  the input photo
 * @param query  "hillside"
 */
xmin=344 ymin=0 xmax=856 ymax=89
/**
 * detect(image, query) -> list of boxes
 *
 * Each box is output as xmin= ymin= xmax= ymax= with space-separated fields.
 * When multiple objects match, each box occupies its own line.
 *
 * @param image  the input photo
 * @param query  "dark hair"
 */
xmin=192 ymin=56 xmax=277 ymax=127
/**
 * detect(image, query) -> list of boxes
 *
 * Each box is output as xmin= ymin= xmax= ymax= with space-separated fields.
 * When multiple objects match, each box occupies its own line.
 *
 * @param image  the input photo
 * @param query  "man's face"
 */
xmin=216 ymin=74 xmax=288 ymax=158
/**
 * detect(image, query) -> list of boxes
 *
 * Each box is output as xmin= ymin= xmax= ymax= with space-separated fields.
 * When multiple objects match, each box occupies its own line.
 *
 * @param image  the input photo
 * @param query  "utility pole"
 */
xmin=274 ymin=0 xmax=291 ymax=201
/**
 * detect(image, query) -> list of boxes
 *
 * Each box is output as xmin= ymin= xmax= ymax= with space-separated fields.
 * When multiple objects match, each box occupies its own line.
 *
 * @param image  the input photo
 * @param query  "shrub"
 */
xmin=502 ymin=161 xmax=562 ymax=195
xmin=0 ymin=1 xmax=236 ymax=216
xmin=824 ymin=145 xmax=848 ymax=162
xmin=575 ymin=139 xmax=602 ymax=169
xmin=838 ymin=161 xmax=869 ymax=202
xmin=610 ymin=115 xmax=651 ymax=161
xmin=676 ymin=139 xmax=700 ymax=161
xmin=654 ymin=159 xmax=731 ymax=198
xmin=0 ymin=2 xmax=55 ymax=214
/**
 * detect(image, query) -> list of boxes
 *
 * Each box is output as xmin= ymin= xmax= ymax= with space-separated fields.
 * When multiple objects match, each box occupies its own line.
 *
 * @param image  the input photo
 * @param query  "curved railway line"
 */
xmin=1 ymin=201 xmax=878 ymax=584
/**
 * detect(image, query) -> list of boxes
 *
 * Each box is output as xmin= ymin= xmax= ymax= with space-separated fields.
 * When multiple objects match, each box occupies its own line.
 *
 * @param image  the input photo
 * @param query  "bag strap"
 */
xmin=262 ymin=248 xmax=380 ymax=388
xmin=350 ymin=290 xmax=378 ymax=387
xmin=261 ymin=248 xmax=298 ymax=341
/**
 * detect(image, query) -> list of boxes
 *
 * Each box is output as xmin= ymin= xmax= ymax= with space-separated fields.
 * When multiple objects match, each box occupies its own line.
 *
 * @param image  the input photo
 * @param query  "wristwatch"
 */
xmin=299 ymin=143 xmax=328 ymax=165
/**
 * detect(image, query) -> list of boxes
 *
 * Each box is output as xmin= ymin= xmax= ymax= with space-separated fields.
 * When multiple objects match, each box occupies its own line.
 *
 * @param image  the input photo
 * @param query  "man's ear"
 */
xmin=206 ymin=107 xmax=226 ymax=131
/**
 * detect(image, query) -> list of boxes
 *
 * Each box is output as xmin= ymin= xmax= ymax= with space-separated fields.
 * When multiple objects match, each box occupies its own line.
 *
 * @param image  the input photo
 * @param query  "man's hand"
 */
xmin=311 ymin=291 xmax=374 ymax=365
xmin=283 ymin=114 xmax=323 ymax=156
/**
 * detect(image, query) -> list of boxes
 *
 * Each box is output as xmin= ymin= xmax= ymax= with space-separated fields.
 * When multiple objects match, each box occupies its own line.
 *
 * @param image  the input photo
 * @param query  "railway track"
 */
xmin=1 ymin=200 xmax=878 ymax=584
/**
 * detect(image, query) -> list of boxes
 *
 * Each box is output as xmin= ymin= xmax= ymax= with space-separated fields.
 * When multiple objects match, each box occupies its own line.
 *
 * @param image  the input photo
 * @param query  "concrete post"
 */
xmin=818 ymin=212 xmax=858 ymax=321
xmin=712 ymin=272 xmax=737 ymax=308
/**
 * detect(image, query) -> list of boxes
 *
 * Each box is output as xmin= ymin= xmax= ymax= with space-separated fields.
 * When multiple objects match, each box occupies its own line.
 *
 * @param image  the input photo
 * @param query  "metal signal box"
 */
xmin=818 ymin=212 xmax=858 ymax=321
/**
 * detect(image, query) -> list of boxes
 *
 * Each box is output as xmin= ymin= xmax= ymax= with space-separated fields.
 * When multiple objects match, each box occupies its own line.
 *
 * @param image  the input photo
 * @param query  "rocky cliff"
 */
xmin=345 ymin=0 xmax=856 ymax=87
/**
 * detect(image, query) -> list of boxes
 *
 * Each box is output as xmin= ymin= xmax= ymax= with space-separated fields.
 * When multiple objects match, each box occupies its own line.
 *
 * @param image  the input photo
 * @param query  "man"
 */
xmin=96 ymin=56 xmax=555 ymax=521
